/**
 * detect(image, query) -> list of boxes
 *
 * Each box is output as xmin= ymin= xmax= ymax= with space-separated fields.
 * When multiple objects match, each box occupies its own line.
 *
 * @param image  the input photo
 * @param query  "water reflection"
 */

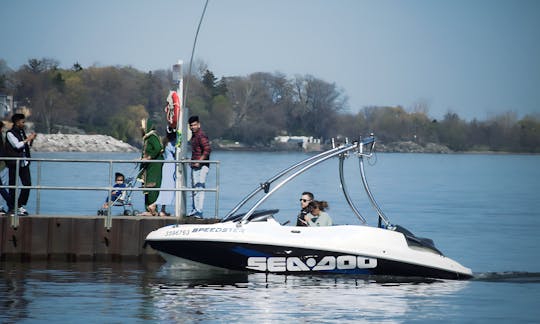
xmin=1 ymin=265 xmax=29 ymax=323
xmin=1 ymin=261 xmax=469 ymax=322
xmin=149 ymin=267 xmax=469 ymax=323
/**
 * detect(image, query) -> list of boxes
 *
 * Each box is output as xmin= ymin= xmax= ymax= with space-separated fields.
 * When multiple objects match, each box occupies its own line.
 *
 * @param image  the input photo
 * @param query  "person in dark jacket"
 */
xmin=5 ymin=113 xmax=37 ymax=216
xmin=296 ymin=191 xmax=314 ymax=226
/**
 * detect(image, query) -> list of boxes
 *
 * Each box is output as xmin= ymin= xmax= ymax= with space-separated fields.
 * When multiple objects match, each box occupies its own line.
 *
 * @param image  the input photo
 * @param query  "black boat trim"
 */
xmin=146 ymin=240 xmax=471 ymax=280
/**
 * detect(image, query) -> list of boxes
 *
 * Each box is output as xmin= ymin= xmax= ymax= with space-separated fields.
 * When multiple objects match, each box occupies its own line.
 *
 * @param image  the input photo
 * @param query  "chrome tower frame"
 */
xmin=222 ymin=135 xmax=390 ymax=227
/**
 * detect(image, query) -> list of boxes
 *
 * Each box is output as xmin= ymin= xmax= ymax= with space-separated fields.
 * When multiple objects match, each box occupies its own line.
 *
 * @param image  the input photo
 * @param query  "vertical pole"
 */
xmin=36 ymin=160 xmax=42 ymax=215
xmin=173 ymin=61 xmax=185 ymax=218
xmin=105 ymin=161 xmax=113 ymax=229
xmin=181 ymin=107 xmax=189 ymax=217
xmin=10 ymin=160 xmax=20 ymax=228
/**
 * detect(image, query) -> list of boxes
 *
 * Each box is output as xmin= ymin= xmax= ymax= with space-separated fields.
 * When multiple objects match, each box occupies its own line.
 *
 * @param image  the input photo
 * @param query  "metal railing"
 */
xmin=1 ymin=157 xmax=220 ymax=230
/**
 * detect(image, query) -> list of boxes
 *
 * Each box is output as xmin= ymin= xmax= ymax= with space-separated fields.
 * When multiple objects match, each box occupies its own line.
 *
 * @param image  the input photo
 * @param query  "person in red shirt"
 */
xmin=187 ymin=115 xmax=211 ymax=218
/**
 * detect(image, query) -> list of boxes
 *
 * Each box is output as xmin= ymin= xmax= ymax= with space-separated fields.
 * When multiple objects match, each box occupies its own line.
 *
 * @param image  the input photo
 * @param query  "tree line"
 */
xmin=1 ymin=58 xmax=538 ymax=152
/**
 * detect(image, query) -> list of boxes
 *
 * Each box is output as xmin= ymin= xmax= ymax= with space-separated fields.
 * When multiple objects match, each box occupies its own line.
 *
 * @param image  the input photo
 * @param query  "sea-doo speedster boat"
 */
xmin=145 ymin=135 xmax=473 ymax=280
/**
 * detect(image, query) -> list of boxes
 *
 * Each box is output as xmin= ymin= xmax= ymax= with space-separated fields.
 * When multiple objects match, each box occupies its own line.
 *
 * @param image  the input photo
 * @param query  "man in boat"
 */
xmin=296 ymin=191 xmax=314 ymax=226
xmin=187 ymin=115 xmax=211 ymax=218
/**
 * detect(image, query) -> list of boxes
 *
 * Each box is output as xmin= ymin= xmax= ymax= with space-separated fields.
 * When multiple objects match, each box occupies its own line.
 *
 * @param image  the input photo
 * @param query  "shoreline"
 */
xmin=31 ymin=134 xmax=536 ymax=154
xmin=32 ymin=134 xmax=138 ymax=153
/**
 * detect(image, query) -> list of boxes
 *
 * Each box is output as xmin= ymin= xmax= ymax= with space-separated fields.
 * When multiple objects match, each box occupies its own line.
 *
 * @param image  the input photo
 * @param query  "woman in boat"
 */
xmin=305 ymin=200 xmax=333 ymax=226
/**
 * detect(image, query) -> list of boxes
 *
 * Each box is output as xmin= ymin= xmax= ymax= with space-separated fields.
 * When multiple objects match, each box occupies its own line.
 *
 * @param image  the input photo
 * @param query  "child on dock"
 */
xmin=102 ymin=172 xmax=127 ymax=209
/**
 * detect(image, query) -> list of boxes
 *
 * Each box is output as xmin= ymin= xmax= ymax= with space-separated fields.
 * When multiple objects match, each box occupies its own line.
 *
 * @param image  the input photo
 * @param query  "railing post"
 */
xmin=36 ymin=160 xmax=42 ymax=215
xmin=10 ymin=159 xmax=21 ymax=229
xmin=104 ymin=161 xmax=114 ymax=230
xmin=214 ymin=161 xmax=220 ymax=218
xmin=173 ymin=60 xmax=185 ymax=219
xmin=181 ymin=111 xmax=189 ymax=218
xmin=9 ymin=213 xmax=19 ymax=229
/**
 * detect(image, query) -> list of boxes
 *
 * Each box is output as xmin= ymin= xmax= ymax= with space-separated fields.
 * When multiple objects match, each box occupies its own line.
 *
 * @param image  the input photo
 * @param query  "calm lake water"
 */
xmin=1 ymin=151 xmax=540 ymax=322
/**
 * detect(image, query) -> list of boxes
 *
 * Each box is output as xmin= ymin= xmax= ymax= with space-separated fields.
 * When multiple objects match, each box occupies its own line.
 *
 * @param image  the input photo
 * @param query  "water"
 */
xmin=2 ymin=151 xmax=540 ymax=322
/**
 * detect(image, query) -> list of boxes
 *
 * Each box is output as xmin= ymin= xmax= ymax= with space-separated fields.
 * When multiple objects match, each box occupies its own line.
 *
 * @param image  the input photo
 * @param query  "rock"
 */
xmin=377 ymin=141 xmax=452 ymax=153
xmin=32 ymin=134 xmax=139 ymax=152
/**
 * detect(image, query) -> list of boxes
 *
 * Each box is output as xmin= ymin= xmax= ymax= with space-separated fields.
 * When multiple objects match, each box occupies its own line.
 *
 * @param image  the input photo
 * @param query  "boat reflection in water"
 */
xmin=146 ymin=135 xmax=472 ymax=280
xmin=150 ymin=266 xmax=469 ymax=322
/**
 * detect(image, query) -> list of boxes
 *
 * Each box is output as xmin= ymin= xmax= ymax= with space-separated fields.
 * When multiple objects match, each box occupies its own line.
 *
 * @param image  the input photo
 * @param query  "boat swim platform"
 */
xmin=0 ymin=215 xmax=220 ymax=262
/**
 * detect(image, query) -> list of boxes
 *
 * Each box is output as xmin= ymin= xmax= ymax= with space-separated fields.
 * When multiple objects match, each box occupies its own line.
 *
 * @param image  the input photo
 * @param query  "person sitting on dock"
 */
xmin=305 ymin=200 xmax=333 ymax=226
xmin=102 ymin=172 xmax=126 ymax=209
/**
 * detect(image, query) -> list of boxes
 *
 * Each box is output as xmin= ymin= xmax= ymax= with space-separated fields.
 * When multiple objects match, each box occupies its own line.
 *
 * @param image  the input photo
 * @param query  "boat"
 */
xmin=145 ymin=135 xmax=473 ymax=280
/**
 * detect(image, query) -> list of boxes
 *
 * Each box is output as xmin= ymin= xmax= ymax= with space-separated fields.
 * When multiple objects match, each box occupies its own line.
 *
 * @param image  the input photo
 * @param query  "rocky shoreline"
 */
xmin=215 ymin=140 xmax=453 ymax=153
xmin=375 ymin=141 xmax=452 ymax=153
xmin=32 ymin=134 xmax=139 ymax=152
xmin=32 ymin=134 xmax=453 ymax=154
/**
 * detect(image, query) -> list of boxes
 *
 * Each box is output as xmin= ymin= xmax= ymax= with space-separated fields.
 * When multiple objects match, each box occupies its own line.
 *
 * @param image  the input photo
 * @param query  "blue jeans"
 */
xmin=0 ymin=175 xmax=10 ymax=209
xmin=190 ymin=165 xmax=209 ymax=214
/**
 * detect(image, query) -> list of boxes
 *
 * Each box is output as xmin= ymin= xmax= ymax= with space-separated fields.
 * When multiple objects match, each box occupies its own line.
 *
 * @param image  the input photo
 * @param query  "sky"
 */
xmin=1 ymin=0 xmax=539 ymax=121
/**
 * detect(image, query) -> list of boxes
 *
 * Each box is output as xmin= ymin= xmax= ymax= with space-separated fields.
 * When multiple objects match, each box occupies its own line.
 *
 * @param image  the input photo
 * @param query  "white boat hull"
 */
xmin=146 ymin=218 xmax=473 ymax=280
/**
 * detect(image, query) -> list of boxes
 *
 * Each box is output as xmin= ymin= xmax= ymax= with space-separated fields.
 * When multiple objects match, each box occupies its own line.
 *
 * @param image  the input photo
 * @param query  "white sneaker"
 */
xmin=17 ymin=206 xmax=29 ymax=216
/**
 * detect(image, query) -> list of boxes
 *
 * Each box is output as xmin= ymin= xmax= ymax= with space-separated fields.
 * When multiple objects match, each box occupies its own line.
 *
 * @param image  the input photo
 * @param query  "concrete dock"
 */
xmin=0 ymin=215 xmax=218 ymax=262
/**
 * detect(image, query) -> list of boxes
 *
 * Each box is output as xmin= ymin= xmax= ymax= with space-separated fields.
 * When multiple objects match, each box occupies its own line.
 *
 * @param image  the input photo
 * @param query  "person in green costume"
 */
xmin=139 ymin=119 xmax=163 ymax=216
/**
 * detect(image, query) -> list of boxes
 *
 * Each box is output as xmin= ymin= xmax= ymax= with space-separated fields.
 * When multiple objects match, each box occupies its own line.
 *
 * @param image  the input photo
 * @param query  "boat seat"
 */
xmin=392 ymin=224 xmax=443 ymax=255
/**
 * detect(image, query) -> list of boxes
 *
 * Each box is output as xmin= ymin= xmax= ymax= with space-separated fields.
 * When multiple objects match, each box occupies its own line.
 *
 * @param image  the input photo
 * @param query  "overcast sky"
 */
xmin=1 ymin=0 xmax=539 ymax=120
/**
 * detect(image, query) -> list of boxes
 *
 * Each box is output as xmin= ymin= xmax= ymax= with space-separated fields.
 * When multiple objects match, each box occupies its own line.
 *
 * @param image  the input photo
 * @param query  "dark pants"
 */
xmin=7 ymin=164 xmax=31 ymax=210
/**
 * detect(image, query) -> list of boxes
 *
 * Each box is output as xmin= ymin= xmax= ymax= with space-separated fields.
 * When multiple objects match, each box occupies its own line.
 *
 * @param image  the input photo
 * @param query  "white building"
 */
xmin=0 ymin=94 xmax=13 ymax=118
xmin=274 ymin=135 xmax=321 ymax=150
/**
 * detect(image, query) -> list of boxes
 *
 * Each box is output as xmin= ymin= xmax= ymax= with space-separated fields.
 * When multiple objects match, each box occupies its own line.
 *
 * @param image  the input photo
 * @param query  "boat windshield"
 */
xmin=223 ymin=209 xmax=279 ymax=223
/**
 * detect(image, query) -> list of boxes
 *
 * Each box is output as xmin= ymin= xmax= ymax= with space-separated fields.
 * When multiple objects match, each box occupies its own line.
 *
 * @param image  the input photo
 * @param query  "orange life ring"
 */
xmin=165 ymin=91 xmax=181 ymax=129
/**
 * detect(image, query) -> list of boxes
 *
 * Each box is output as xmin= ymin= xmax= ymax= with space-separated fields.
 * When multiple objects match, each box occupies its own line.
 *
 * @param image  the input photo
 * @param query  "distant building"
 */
xmin=0 ymin=94 xmax=13 ymax=118
xmin=274 ymin=135 xmax=322 ymax=151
